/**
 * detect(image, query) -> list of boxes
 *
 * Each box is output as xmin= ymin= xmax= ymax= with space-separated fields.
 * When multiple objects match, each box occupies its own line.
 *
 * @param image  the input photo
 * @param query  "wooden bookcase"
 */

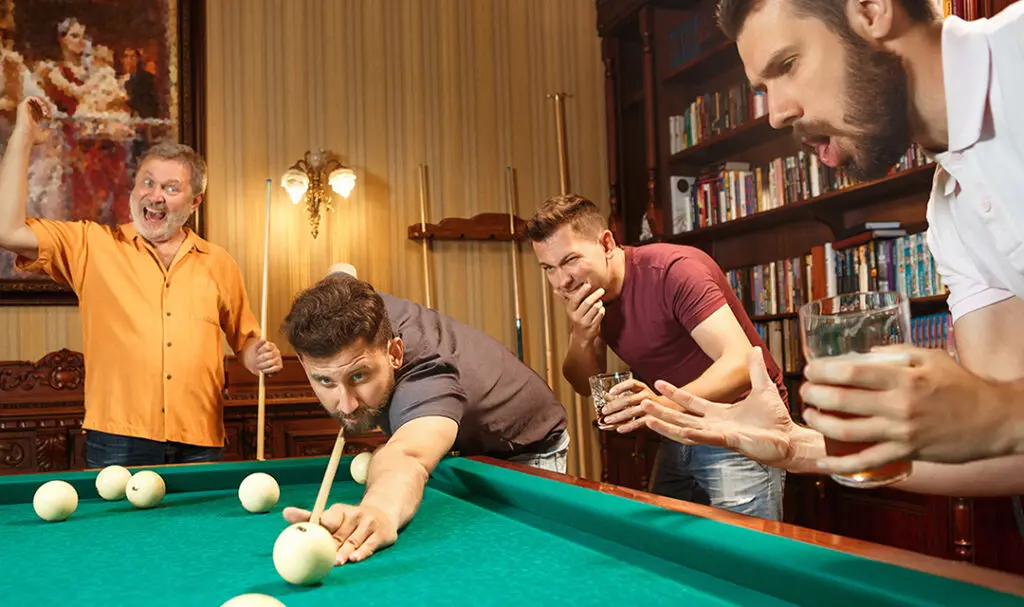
xmin=595 ymin=0 xmax=1023 ymax=574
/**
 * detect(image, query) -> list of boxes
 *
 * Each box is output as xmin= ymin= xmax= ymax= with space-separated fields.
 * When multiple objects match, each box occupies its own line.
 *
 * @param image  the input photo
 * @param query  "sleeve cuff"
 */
xmin=948 ymin=287 xmax=1015 ymax=322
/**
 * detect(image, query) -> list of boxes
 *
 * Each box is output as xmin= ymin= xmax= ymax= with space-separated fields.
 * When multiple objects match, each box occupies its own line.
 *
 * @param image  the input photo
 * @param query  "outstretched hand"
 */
xmin=619 ymin=347 xmax=799 ymax=468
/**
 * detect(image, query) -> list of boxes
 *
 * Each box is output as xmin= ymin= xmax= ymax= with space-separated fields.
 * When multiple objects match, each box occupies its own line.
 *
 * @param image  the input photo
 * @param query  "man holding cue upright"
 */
xmin=627 ymin=0 xmax=1024 ymax=497
xmin=0 ymin=96 xmax=283 ymax=468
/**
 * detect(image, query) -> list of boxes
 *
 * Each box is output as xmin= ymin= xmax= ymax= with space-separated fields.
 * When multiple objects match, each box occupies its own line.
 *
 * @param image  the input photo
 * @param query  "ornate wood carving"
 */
xmin=953 ymin=497 xmax=975 ymax=562
xmin=35 ymin=433 xmax=67 ymax=472
xmin=408 ymin=213 xmax=528 ymax=242
xmin=0 ymin=348 xmax=84 ymax=402
xmin=0 ymin=437 xmax=29 ymax=469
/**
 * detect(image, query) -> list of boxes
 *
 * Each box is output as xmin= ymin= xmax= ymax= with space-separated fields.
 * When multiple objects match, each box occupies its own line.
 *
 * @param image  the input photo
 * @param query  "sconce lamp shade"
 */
xmin=281 ymin=168 xmax=310 ymax=204
xmin=329 ymin=167 xmax=357 ymax=199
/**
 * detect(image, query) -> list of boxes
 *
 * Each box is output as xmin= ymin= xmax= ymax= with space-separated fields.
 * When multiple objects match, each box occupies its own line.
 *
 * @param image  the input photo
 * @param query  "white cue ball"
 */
xmin=95 ymin=465 xmax=132 ymax=501
xmin=126 ymin=470 xmax=166 ymax=509
xmin=273 ymin=522 xmax=337 ymax=586
xmin=33 ymin=480 xmax=78 ymax=522
xmin=220 ymin=593 xmax=285 ymax=607
xmin=350 ymin=451 xmax=372 ymax=485
xmin=238 ymin=472 xmax=280 ymax=513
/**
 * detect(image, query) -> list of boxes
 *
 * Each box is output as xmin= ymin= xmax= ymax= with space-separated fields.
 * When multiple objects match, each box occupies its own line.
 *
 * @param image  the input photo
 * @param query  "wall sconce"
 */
xmin=281 ymin=149 xmax=356 ymax=238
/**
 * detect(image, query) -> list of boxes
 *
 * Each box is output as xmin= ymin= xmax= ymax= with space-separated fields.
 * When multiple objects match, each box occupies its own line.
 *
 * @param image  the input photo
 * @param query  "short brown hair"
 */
xmin=716 ymin=0 xmax=938 ymax=41
xmin=525 ymin=194 xmax=607 ymax=242
xmin=282 ymin=273 xmax=394 ymax=358
xmin=138 ymin=142 xmax=208 ymax=197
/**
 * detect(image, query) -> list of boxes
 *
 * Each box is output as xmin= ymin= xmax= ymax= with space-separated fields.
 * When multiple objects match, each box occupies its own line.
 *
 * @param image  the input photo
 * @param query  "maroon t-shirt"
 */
xmin=601 ymin=245 xmax=788 ymax=404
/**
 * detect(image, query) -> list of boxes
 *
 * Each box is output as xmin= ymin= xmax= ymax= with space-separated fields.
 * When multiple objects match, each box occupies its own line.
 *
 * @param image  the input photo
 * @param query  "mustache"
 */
xmin=792 ymin=122 xmax=835 ymax=144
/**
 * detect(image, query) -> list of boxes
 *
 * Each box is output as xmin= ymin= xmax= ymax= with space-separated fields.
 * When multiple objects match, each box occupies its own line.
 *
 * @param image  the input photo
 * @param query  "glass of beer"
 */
xmin=589 ymin=371 xmax=633 ymax=431
xmin=798 ymin=291 xmax=914 ymax=488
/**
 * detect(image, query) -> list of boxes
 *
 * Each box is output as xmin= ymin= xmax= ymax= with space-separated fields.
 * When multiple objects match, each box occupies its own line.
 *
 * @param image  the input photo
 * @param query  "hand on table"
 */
xmin=600 ymin=378 xmax=678 ymax=428
xmin=283 ymin=503 xmax=398 ymax=565
xmin=618 ymin=348 xmax=800 ymax=469
xmin=561 ymin=282 xmax=605 ymax=342
xmin=248 ymin=338 xmax=284 ymax=376
xmin=800 ymin=345 xmax=1012 ymax=474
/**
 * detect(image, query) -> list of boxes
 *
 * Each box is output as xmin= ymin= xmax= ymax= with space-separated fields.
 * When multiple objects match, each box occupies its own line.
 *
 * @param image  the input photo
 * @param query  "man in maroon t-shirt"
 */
xmin=527 ymin=194 xmax=787 ymax=520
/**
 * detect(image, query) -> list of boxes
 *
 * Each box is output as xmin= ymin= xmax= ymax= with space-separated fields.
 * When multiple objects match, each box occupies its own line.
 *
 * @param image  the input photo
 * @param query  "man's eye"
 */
xmin=351 ymin=373 xmax=365 ymax=384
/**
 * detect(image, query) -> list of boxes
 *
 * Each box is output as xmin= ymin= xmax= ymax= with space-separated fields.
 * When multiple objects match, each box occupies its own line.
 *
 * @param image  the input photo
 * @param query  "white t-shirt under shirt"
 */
xmin=926 ymin=3 xmax=1024 ymax=322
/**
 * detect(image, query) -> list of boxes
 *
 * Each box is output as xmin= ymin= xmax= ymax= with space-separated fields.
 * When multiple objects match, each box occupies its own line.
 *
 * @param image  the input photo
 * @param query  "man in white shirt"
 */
xmin=612 ymin=1 xmax=1024 ymax=496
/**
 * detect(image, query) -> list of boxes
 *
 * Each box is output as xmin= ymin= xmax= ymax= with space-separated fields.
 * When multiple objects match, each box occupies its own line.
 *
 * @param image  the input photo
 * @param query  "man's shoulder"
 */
xmin=630 ymin=243 xmax=715 ymax=276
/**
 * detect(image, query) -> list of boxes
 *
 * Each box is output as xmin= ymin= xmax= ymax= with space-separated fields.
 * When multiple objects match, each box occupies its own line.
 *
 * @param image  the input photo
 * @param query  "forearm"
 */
xmin=893 ymin=455 xmax=1024 ymax=497
xmin=679 ymin=355 xmax=751 ymax=403
xmin=562 ymin=332 xmax=603 ymax=396
xmin=240 ymin=338 xmax=259 ymax=375
xmin=359 ymin=448 xmax=430 ymax=532
xmin=0 ymin=127 xmax=32 ymax=246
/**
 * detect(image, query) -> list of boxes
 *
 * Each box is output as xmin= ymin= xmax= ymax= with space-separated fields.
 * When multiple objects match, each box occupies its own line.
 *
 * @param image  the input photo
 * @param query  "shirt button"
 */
xmin=166 ymin=374 xmax=172 ymax=380
xmin=167 ymin=342 xmax=172 ymax=347
xmin=981 ymin=198 xmax=992 ymax=213
xmin=166 ymin=312 xmax=171 ymax=317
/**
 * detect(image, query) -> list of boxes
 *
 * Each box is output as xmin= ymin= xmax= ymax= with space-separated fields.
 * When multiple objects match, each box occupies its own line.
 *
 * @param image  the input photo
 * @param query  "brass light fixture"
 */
xmin=281 ymin=149 xmax=356 ymax=238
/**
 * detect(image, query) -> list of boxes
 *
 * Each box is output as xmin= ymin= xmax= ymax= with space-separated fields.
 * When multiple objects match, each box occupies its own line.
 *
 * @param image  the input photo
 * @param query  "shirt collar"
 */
xmin=119 ymin=223 xmax=210 ymax=254
xmin=941 ymin=15 xmax=992 ymax=153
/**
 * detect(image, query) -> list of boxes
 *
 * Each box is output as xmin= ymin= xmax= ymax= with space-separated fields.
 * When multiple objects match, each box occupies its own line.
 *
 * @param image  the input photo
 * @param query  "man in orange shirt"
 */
xmin=0 ymin=97 xmax=283 ymax=467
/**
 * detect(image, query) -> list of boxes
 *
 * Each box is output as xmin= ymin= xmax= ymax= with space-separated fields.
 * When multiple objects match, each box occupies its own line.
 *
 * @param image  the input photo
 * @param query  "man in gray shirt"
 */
xmin=279 ymin=271 xmax=568 ymax=567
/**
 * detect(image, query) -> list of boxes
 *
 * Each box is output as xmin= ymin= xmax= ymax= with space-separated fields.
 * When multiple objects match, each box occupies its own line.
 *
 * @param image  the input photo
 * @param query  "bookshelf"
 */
xmin=595 ymin=0 xmax=1023 ymax=576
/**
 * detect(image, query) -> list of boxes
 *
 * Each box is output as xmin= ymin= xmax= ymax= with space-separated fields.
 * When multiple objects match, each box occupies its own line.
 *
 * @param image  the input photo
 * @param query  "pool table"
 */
xmin=2 ymin=456 xmax=1023 ymax=606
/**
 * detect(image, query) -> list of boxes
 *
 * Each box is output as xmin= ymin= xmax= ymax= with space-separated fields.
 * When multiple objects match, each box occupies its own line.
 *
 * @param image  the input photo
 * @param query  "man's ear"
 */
xmin=190 ymin=193 xmax=205 ymax=213
xmin=599 ymin=229 xmax=617 ymax=256
xmin=387 ymin=338 xmax=404 ymax=369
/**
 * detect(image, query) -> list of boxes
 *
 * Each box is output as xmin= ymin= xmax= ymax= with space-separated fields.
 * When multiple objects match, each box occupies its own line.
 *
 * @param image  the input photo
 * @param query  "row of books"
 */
xmin=668 ymin=83 xmax=767 ymax=154
xmin=669 ymin=144 xmax=930 ymax=234
xmin=756 ymin=312 xmax=953 ymax=380
xmin=725 ymin=230 xmax=947 ymax=318
xmin=755 ymin=318 xmax=804 ymax=375
xmin=664 ymin=2 xmax=722 ymax=70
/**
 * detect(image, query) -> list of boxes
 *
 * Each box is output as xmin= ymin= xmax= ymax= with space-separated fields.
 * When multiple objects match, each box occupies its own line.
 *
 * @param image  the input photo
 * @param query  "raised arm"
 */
xmin=0 ymin=97 xmax=48 ymax=260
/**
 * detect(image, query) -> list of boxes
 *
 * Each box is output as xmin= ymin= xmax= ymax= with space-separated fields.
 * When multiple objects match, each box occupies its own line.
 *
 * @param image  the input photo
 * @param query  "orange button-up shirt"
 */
xmin=17 ymin=218 xmax=260 ymax=447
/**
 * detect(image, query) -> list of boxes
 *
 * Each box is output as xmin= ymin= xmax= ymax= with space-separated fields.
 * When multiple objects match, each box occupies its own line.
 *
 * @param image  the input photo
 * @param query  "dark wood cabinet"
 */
xmin=0 ymin=349 xmax=385 ymax=475
xmin=594 ymin=0 xmax=1024 ymax=577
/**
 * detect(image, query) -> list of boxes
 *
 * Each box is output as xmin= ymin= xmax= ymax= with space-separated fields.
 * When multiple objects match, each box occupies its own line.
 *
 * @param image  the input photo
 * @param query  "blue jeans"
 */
xmin=507 ymin=429 xmax=570 ymax=474
xmin=651 ymin=439 xmax=784 ymax=521
xmin=85 ymin=430 xmax=224 ymax=468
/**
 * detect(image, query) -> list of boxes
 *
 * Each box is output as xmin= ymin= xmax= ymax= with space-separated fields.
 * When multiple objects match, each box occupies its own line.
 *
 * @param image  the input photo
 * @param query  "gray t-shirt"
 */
xmin=376 ymin=293 xmax=567 ymax=457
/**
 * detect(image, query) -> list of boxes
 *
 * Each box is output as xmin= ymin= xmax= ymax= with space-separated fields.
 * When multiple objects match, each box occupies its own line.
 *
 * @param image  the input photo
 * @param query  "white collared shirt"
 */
xmin=926 ymin=2 xmax=1024 ymax=322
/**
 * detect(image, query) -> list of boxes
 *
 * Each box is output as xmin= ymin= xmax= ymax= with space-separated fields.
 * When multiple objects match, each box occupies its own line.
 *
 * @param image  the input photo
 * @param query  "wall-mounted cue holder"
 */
xmin=407 ymin=213 xmax=528 ymax=242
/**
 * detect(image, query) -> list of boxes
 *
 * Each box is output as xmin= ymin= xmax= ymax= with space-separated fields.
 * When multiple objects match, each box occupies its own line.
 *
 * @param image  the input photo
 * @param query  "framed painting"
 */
xmin=0 ymin=0 xmax=205 ymax=305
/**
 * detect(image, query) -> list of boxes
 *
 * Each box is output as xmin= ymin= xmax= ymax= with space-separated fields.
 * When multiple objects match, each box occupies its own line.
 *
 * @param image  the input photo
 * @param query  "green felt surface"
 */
xmin=0 ymin=457 xmax=1019 ymax=607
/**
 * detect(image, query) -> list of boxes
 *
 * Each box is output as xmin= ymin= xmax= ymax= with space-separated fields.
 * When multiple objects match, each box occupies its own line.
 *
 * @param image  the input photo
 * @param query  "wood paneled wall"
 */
xmin=0 ymin=0 xmax=609 ymax=477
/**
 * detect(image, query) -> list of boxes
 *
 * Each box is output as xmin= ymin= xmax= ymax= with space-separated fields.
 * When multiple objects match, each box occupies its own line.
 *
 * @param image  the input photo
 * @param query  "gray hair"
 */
xmin=138 ymin=142 xmax=208 ymax=197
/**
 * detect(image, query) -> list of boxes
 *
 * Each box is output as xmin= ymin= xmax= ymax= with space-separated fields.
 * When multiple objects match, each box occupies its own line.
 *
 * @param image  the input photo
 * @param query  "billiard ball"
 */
xmin=350 ymin=451 xmax=372 ymax=485
xmin=273 ymin=522 xmax=337 ymax=585
xmin=238 ymin=472 xmax=280 ymax=513
xmin=95 ymin=465 xmax=132 ymax=501
xmin=33 ymin=480 xmax=78 ymax=522
xmin=126 ymin=470 xmax=166 ymax=509
xmin=220 ymin=593 xmax=285 ymax=607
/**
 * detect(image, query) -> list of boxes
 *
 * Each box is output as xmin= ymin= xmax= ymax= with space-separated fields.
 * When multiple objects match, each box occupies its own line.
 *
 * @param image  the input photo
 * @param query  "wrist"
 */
xmin=9 ymin=126 xmax=32 ymax=146
xmin=784 ymin=423 xmax=828 ymax=475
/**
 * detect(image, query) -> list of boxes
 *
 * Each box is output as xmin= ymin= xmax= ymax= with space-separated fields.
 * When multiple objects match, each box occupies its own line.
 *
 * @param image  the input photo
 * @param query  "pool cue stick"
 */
xmin=310 ymin=427 xmax=346 ymax=526
xmin=548 ymin=91 xmax=589 ymax=479
xmin=506 ymin=166 xmax=524 ymax=361
xmin=418 ymin=164 xmax=434 ymax=308
xmin=256 ymin=179 xmax=272 ymax=462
